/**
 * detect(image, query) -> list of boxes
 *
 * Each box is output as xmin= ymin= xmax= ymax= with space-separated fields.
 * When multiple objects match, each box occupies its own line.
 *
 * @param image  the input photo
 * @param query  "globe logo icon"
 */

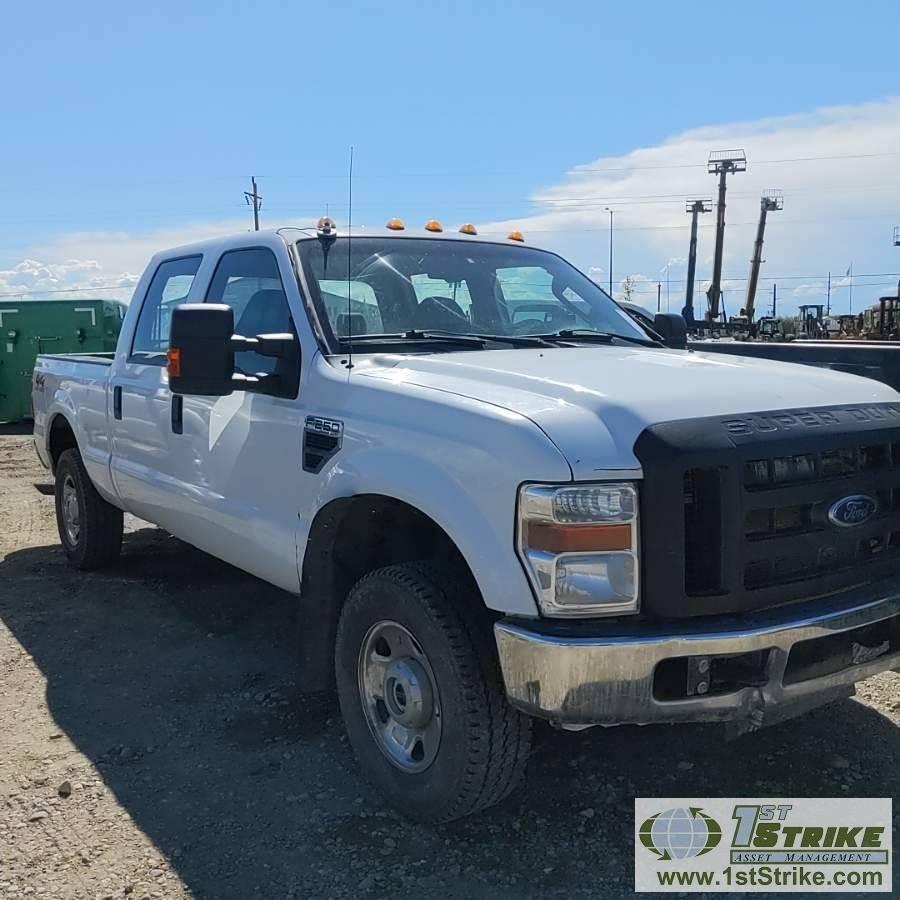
xmin=639 ymin=807 xmax=722 ymax=861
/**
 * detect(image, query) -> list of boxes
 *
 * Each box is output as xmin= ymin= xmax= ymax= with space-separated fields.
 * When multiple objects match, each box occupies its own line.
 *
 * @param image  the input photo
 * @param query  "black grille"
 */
xmin=635 ymin=403 xmax=900 ymax=617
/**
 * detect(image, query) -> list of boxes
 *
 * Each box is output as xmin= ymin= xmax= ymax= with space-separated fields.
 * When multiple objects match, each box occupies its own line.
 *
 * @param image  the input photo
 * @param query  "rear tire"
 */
xmin=55 ymin=448 xmax=123 ymax=570
xmin=335 ymin=561 xmax=532 ymax=822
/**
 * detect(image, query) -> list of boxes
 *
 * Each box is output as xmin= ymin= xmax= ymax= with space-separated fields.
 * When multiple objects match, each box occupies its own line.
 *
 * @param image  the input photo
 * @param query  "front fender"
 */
xmin=303 ymin=447 xmax=556 ymax=618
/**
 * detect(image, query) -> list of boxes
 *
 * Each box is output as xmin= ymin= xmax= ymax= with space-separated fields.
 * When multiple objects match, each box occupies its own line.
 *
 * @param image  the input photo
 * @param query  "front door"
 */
xmin=173 ymin=245 xmax=306 ymax=593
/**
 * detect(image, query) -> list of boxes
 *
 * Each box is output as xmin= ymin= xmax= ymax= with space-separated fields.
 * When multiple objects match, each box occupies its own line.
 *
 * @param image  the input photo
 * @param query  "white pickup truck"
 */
xmin=33 ymin=220 xmax=900 ymax=821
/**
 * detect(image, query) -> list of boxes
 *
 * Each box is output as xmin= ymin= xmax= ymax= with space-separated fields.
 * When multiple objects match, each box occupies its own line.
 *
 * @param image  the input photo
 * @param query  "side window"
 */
xmin=131 ymin=256 xmax=202 ymax=357
xmin=411 ymin=274 xmax=473 ymax=317
xmin=206 ymin=248 xmax=295 ymax=375
xmin=319 ymin=279 xmax=383 ymax=335
xmin=410 ymin=274 xmax=473 ymax=331
xmin=495 ymin=265 xmax=581 ymax=331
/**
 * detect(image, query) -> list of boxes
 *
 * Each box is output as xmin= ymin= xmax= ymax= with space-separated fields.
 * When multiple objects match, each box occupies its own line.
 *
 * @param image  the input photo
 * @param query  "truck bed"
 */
xmin=38 ymin=352 xmax=115 ymax=366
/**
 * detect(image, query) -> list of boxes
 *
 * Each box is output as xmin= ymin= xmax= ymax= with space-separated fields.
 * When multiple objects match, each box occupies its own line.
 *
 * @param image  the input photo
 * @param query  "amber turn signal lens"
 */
xmin=424 ymin=219 xmax=443 ymax=233
xmin=166 ymin=348 xmax=181 ymax=377
xmin=508 ymin=230 xmax=525 ymax=242
xmin=526 ymin=522 xmax=631 ymax=553
xmin=385 ymin=218 xmax=405 ymax=230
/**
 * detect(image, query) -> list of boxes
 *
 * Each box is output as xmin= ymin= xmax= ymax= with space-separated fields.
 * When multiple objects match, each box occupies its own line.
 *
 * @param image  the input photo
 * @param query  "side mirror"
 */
xmin=168 ymin=303 xmax=301 ymax=397
xmin=168 ymin=304 xmax=236 ymax=396
xmin=653 ymin=312 xmax=688 ymax=349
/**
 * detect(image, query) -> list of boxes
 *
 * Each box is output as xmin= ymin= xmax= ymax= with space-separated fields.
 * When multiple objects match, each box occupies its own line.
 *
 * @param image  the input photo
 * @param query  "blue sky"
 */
xmin=3 ymin=0 xmax=900 ymax=314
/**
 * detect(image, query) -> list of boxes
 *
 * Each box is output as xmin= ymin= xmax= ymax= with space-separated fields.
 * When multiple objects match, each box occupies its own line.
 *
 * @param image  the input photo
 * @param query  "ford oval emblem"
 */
xmin=828 ymin=494 xmax=878 ymax=528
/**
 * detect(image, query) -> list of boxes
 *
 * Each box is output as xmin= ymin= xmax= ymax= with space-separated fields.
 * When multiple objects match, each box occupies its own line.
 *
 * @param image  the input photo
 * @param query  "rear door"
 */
xmin=109 ymin=255 xmax=201 ymax=526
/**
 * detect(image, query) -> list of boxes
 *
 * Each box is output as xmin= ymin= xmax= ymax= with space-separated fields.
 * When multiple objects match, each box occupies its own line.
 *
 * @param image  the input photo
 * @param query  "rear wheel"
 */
xmin=55 ymin=448 xmax=123 ymax=570
xmin=335 ymin=561 xmax=532 ymax=822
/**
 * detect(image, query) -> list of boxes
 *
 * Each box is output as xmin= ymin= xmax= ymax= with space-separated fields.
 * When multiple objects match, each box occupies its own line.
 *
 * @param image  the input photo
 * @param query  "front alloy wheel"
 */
xmin=335 ymin=561 xmax=532 ymax=822
xmin=359 ymin=620 xmax=442 ymax=773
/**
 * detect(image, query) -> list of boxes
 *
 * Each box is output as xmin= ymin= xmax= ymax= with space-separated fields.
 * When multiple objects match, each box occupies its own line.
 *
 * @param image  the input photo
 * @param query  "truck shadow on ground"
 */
xmin=1 ymin=530 xmax=898 ymax=900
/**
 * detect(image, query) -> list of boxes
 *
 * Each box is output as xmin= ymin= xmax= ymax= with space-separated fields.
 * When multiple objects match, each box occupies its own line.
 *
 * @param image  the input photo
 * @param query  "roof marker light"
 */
xmin=316 ymin=216 xmax=337 ymax=237
xmin=508 ymin=230 xmax=525 ymax=242
xmin=386 ymin=218 xmax=405 ymax=230
xmin=459 ymin=223 xmax=477 ymax=235
xmin=424 ymin=219 xmax=443 ymax=233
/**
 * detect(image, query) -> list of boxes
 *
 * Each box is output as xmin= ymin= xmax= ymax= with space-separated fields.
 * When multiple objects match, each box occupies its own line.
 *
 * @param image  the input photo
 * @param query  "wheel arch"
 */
xmin=47 ymin=413 xmax=79 ymax=475
xmin=298 ymin=493 xmax=483 ymax=692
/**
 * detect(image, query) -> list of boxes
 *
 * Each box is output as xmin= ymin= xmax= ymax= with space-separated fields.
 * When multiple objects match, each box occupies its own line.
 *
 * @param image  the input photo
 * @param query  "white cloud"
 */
xmin=476 ymin=96 xmax=900 ymax=316
xmin=3 ymin=97 xmax=900 ymax=318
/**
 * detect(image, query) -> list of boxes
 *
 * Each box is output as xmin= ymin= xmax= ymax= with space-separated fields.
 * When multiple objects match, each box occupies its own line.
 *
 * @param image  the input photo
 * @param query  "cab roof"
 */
xmin=151 ymin=225 xmax=536 ymax=262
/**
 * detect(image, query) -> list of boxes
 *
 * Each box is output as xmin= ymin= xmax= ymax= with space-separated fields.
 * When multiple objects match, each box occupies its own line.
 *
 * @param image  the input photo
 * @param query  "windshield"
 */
xmin=296 ymin=237 xmax=648 ymax=348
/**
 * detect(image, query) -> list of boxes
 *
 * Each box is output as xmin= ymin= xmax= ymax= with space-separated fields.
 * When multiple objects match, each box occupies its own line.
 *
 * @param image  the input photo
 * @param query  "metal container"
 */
xmin=0 ymin=299 xmax=125 ymax=423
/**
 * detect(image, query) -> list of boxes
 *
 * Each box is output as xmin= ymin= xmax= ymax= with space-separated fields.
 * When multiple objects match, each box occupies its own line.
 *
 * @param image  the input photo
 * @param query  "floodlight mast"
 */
xmin=682 ymin=200 xmax=712 ymax=326
xmin=705 ymin=150 xmax=747 ymax=324
xmin=743 ymin=191 xmax=784 ymax=323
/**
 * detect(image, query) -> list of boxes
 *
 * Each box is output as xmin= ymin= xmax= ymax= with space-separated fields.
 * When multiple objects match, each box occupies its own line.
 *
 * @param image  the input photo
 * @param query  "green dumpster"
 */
xmin=0 ymin=299 xmax=126 ymax=423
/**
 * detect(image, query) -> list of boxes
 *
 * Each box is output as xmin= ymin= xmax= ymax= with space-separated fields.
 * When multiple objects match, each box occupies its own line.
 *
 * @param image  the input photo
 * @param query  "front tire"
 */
xmin=335 ymin=562 xmax=532 ymax=822
xmin=55 ymin=448 xmax=123 ymax=570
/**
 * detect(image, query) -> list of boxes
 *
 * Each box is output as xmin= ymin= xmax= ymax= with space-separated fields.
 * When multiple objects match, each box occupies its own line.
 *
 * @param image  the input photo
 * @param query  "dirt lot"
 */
xmin=0 ymin=430 xmax=898 ymax=900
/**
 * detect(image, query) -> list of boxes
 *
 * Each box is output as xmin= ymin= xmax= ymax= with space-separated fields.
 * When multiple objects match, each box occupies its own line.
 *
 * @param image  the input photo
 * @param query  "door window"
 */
xmin=131 ymin=256 xmax=202 ymax=358
xmin=206 ymin=248 xmax=296 ymax=375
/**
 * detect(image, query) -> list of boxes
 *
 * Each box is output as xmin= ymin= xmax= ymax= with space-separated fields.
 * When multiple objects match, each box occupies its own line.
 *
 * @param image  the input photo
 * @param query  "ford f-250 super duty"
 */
xmin=32 ymin=218 xmax=900 ymax=822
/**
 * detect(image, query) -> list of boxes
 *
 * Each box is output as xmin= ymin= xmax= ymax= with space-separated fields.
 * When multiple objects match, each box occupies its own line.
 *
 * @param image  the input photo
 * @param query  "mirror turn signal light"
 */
xmin=459 ymin=223 xmax=477 ymax=235
xmin=508 ymin=230 xmax=525 ymax=242
xmin=424 ymin=219 xmax=443 ymax=233
xmin=166 ymin=348 xmax=181 ymax=378
xmin=386 ymin=218 xmax=405 ymax=230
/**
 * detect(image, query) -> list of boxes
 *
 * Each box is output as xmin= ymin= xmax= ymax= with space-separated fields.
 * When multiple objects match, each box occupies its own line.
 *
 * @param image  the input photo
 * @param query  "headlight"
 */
xmin=516 ymin=483 xmax=639 ymax=617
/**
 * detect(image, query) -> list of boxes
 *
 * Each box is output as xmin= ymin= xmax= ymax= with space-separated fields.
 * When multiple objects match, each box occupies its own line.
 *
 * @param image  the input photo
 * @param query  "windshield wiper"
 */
xmin=536 ymin=329 xmax=660 ymax=348
xmin=339 ymin=330 xmax=555 ymax=349
xmin=339 ymin=330 xmax=488 ymax=348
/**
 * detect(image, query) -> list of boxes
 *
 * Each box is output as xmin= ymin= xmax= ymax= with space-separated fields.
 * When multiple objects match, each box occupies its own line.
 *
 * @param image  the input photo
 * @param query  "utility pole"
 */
xmin=683 ymin=200 xmax=712 ymax=326
xmin=657 ymin=282 xmax=661 ymax=312
xmin=244 ymin=176 xmax=262 ymax=231
xmin=604 ymin=208 xmax=614 ymax=297
xmin=772 ymin=283 xmax=777 ymax=318
xmin=743 ymin=191 xmax=783 ymax=323
xmin=826 ymin=271 xmax=831 ymax=316
xmin=706 ymin=150 xmax=747 ymax=324
xmin=848 ymin=264 xmax=853 ymax=314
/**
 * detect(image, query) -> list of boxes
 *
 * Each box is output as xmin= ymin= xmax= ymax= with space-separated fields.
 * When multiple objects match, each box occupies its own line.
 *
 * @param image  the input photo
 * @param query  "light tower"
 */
xmin=706 ymin=150 xmax=747 ymax=323
xmin=743 ymin=190 xmax=784 ymax=323
xmin=682 ymin=199 xmax=712 ymax=326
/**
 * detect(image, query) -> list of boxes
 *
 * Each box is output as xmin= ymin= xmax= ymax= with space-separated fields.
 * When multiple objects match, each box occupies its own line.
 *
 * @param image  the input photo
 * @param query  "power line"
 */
xmin=4 ymin=271 xmax=899 ymax=300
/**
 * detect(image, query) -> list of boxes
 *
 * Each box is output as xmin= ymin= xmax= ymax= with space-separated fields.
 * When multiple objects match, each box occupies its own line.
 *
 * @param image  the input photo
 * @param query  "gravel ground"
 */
xmin=0 ymin=429 xmax=898 ymax=900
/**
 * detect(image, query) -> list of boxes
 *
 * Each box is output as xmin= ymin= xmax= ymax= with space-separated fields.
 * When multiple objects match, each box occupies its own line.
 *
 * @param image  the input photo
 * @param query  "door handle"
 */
xmin=113 ymin=385 xmax=122 ymax=420
xmin=171 ymin=395 xmax=183 ymax=434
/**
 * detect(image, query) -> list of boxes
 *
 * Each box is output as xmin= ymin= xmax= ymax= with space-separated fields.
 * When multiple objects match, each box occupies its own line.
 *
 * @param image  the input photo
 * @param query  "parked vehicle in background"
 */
xmin=31 ymin=220 xmax=900 ymax=821
xmin=0 ymin=299 xmax=124 ymax=423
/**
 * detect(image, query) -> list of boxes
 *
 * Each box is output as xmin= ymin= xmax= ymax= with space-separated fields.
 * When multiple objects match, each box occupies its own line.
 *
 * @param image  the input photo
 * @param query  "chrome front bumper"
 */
xmin=494 ymin=582 xmax=900 ymax=731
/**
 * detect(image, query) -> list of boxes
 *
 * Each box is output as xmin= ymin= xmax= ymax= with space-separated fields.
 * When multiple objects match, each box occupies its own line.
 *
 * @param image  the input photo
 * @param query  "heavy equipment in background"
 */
xmin=862 ymin=293 xmax=900 ymax=339
xmin=797 ymin=304 xmax=829 ymax=339
xmin=705 ymin=150 xmax=746 ymax=326
xmin=0 ymin=298 xmax=125 ymax=423
xmin=741 ymin=191 xmax=783 ymax=325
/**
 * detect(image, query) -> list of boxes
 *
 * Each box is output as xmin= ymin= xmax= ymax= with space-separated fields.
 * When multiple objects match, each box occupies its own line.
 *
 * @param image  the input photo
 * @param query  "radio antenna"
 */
xmin=346 ymin=146 xmax=354 ymax=371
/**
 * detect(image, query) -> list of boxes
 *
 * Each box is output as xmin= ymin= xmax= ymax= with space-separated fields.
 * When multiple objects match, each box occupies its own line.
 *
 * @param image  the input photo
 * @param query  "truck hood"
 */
xmin=358 ymin=346 xmax=900 ymax=479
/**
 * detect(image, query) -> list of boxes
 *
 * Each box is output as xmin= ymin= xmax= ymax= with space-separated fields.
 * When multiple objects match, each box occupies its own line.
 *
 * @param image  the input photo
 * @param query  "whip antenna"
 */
xmin=346 ymin=146 xmax=354 ymax=371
